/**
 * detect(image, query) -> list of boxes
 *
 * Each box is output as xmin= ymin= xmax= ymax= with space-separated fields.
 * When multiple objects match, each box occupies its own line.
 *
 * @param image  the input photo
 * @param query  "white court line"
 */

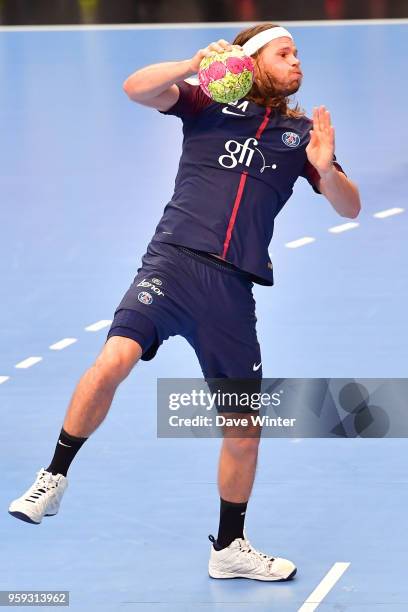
xmin=14 ymin=357 xmax=43 ymax=369
xmin=285 ymin=237 xmax=316 ymax=249
xmin=0 ymin=376 xmax=10 ymax=385
xmin=373 ymin=207 xmax=404 ymax=219
xmin=298 ymin=562 xmax=351 ymax=612
xmin=0 ymin=19 xmax=407 ymax=32
xmin=49 ymin=338 xmax=78 ymax=351
xmin=85 ymin=320 xmax=112 ymax=332
xmin=328 ymin=222 xmax=359 ymax=234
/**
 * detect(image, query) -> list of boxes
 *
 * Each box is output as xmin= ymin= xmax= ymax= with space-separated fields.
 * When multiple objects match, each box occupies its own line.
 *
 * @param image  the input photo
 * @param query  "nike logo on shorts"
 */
xmin=252 ymin=362 xmax=262 ymax=372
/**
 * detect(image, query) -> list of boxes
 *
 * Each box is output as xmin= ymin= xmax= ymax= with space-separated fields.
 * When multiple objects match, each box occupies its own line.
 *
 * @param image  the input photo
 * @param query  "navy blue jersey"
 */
xmin=153 ymin=82 xmax=345 ymax=285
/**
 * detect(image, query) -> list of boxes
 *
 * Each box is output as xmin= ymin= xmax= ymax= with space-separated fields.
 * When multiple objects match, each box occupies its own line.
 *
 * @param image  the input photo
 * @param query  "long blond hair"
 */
xmin=233 ymin=23 xmax=305 ymax=119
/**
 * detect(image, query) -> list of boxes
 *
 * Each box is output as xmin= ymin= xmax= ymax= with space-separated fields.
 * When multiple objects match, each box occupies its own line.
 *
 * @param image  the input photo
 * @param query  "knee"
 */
xmin=223 ymin=435 xmax=260 ymax=458
xmin=92 ymin=354 xmax=132 ymax=387
xmin=93 ymin=337 xmax=142 ymax=384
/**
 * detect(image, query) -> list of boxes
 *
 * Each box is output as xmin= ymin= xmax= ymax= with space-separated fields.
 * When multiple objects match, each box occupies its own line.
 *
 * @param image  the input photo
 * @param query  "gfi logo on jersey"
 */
xmin=137 ymin=278 xmax=165 ymax=296
xmin=218 ymin=138 xmax=277 ymax=174
xmin=282 ymin=131 xmax=300 ymax=148
xmin=138 ymin=291 xmax=153 ymax=305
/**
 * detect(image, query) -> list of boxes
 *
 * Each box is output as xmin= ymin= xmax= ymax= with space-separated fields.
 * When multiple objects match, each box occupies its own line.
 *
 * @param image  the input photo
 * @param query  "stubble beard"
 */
xmin=257 ymin=70 xmax=301 ymax=99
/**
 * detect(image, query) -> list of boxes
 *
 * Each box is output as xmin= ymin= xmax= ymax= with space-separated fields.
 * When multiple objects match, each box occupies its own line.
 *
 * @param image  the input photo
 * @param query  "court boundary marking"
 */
xmin=298 ymin=562 xmax=351 ymax=611
xmin=0 ymin=19 xmax=407 ymax=32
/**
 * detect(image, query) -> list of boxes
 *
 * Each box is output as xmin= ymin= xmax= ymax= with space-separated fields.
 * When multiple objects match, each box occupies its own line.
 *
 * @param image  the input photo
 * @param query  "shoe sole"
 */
xmin=8 ymin=510 xmax=57 ymax=524
xmin=209 ymin=567 xmax=297 ymax=581
xmin=8 ymin=510 xmax=40 ymax=524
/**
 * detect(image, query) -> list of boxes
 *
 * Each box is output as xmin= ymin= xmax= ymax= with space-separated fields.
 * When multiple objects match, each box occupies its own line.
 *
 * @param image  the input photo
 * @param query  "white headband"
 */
xmin=185 ymin=26 xmax=293 ymax=86
xmin=241 ymin=26 xmax=293 ymax=56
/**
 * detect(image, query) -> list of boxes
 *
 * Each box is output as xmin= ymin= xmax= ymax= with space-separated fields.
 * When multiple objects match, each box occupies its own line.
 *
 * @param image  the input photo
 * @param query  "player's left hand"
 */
xmin=306 ymin=106 xmax=335 ymax=175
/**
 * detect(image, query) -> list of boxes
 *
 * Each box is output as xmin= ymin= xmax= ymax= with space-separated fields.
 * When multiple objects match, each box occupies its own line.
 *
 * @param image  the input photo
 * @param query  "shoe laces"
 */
xmin=25 ymin=470 xmax=58 ymax=504
xmin=239 ymin=538 xmax=276 ymax=569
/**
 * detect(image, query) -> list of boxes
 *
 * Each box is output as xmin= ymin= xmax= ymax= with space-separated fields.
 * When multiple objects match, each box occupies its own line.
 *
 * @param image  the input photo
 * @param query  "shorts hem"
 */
xmin=106 ymin=309 xmax=160 ymax=361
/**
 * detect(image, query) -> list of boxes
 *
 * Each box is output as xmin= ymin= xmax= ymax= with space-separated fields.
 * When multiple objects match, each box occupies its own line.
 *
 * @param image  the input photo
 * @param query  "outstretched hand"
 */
xmin=306 ymin=106 xmax=335 ymax=176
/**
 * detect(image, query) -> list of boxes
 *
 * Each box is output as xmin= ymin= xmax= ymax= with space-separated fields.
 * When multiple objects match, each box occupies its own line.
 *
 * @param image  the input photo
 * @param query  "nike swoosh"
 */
xmin=253 ymin=362 xmax=262 ymax=372
xmin=58 ymin=440 xmax=72 ymax=448
xmin=222 ymin=108 xmax=246 ymax=117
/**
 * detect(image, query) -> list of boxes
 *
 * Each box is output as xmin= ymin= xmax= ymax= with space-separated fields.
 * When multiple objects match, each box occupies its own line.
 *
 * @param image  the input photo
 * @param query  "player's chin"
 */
xmin=288 ymin=76 xmax=302 ymax=96
xmin=279 ymin=82 xmax=301 ymax=97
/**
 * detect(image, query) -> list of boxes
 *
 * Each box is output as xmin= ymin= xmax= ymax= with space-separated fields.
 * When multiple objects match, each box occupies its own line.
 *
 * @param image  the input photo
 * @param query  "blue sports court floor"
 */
xmin=0 ymin=20 xmax=407 ymax=611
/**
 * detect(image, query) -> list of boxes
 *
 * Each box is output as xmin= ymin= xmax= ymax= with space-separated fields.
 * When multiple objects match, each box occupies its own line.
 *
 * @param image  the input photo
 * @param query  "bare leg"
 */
xmin=63 ymin=336 xmax=142 ymax=437
xmin=218 ymin=418 xmax=261 ymax=502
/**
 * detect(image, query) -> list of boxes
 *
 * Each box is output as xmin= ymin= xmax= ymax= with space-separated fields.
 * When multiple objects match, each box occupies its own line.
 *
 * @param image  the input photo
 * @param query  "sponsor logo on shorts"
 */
xmin=151 ymin=278 xmax=162 ymax=286
xmin=138 ymin=291 xmax=153 ymax=305
xmin=137 ymin=278 xmax=165 ymax=296
xmin=282 ymin=131 xmax=300 ymax=148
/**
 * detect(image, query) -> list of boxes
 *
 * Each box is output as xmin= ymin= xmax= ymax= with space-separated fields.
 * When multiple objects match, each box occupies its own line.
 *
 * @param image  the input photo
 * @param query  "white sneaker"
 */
xmin=208 ymin=534 xmax=297 ymax=581
xmin=8 ymin=468 xmax=68 ymax=524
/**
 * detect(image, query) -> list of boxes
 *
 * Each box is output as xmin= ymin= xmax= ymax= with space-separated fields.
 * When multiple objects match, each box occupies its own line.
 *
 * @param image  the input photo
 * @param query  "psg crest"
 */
xmin=282 ymin=131 xmax=300 ymax=148
xmin=138 ymin=291 xmax=153 ymax=305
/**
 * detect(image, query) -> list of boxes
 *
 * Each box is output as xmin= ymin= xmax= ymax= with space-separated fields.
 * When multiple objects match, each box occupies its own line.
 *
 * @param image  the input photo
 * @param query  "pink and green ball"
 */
xmin=198 ymin=49 xmax=254 ymax=104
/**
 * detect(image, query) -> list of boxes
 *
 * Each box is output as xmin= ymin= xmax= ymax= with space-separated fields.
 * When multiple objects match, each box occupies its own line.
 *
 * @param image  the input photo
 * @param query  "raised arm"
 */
xmin=123 ymin=39 xmax=242 ymax=111
xmin=306 ymin=106 xmax=361 ymax=219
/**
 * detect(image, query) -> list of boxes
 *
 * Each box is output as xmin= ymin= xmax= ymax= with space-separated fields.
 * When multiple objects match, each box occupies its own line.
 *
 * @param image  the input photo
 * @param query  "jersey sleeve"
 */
xmin=158 ymin=81 xmax=212 ymax=119
xmin=300 ymin=154 xmax=347 ymax=194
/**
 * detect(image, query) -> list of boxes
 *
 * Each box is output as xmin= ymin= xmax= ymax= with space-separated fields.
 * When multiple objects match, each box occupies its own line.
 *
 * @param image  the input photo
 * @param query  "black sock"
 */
xmin=46 ymin=427 xmax=88 ymax=477
xmin=215 ymin=498 xmax=248 ymax=550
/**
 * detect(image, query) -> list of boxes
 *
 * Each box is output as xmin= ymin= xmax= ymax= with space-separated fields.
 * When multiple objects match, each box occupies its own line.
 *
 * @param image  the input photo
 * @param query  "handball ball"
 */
xmin=198 ymin=49 xmax=254 ymax=104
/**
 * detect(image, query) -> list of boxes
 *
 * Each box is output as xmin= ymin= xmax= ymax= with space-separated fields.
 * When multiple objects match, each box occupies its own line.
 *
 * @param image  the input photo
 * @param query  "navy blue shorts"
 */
xmin=106 ymin=240 xmax=262 ymax=379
